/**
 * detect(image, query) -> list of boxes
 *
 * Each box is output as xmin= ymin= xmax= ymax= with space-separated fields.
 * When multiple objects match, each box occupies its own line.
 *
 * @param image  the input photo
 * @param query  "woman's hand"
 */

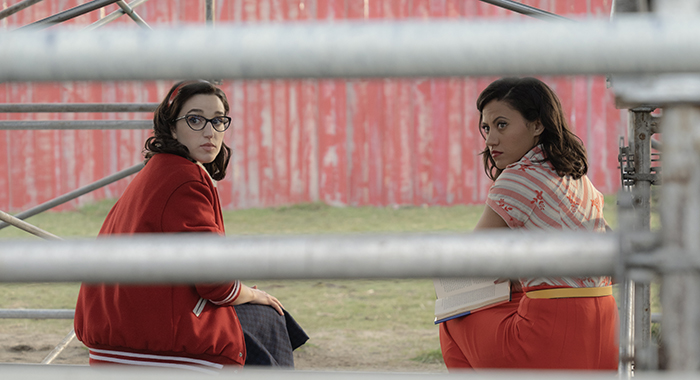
xmin=233 ymin=284 xmax=285 ymax=315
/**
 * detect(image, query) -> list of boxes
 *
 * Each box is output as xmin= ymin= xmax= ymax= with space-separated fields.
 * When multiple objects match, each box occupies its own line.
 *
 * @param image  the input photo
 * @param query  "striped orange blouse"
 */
xmin=486 ymin=145 xmax=612 ymax=292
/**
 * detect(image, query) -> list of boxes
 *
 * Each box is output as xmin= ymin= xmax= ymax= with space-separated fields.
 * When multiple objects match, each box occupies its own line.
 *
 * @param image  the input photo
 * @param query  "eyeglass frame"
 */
xmin=173 ymin=114 xmax=232 ymax=132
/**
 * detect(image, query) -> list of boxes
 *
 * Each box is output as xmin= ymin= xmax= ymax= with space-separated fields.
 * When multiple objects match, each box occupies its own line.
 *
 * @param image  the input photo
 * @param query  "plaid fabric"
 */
xmin=233 ymin=304 xmax=309 ymax=367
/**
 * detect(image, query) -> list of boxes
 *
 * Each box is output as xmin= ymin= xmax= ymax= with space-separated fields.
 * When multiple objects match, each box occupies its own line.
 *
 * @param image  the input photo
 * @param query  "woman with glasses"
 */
xmin=438 ymin=77 xmax=618 ymax=370
xmin=74 ymin=80 xmax=307 ymax=372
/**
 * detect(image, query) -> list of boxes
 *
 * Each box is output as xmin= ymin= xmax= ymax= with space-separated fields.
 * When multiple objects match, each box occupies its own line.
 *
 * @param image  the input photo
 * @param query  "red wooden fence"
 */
xmin=0 ymin=0 xmax=625 ymax=212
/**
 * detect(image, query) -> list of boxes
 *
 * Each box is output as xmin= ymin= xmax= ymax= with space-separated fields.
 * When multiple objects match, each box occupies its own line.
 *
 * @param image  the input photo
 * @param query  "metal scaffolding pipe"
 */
xmin=0 ymin=309 xmax=74 ymax=319
xmin=41 ymin=330 xmax=76 ymax=364
xmin=479 ymin=0 xmax=570 ymax=21
xmin=630 ymin=110 xmax=656 ymax=370
xmin=616 ymin=193 xmax=636 ymax=378
xmin=0 ymin=162 xmax=144 ymax=231
xmin=21 ymin=0 xmax=121 ymax=30
xmin=0 ymin=210 xmax=61 ymax=240
xmin=0 ymin=231 xmax=618 ymax=283
xmin=0 ymin=120 xmax=151 ymax=130
xmin=660 ymin=105 xmax=700 ymax=371
xmin=205 ymin=0 xmax=215 ymax=26
xmin=0 ymin=103 xmax=157 ymax=113
xmin=84 ymin=0 xmax=149 ymax=31
xmin=0 ymin=0 xmax=45 ymax=21
xmin=0 ymin=366 xmax=644 ymax=380
xmin=116 ymin=0 xmax=151 ymax=30
xmin=612 ymin=0 xmax=650 ymax=15
xmin=611 ymin=73 xmax=700 ymax=105
xmin=3 ymin=16 xmax=700 ymax=81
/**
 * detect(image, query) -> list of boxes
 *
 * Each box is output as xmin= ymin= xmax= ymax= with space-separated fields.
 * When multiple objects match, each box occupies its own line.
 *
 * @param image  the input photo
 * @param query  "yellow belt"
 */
xmin=525 ymin=286 xmax=613 ymax=299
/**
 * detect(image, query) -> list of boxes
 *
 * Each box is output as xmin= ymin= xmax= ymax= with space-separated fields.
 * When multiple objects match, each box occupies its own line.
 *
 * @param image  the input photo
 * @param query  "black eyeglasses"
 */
xmin=174 ymin=115 xmax=231 ymax=132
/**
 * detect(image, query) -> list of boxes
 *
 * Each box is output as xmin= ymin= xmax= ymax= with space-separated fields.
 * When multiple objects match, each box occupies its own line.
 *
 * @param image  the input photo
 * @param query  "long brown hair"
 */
xmin=145 ymin=80 xmax=232 ymax=181
xmin=476 ymin=77 xmax=588 ymax=181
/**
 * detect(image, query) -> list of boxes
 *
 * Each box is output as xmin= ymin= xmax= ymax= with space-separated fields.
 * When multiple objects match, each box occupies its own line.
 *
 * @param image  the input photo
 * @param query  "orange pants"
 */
xmin=439 ymin=292 xmax=619 ymax=370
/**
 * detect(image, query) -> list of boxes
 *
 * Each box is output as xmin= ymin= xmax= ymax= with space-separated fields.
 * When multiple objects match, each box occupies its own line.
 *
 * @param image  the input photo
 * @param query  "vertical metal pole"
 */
xmin=630 ymin=110 xmax=656 ymax=370
xmin=617 ymin=192 xmax=636 ymax=379
xmin=611 ymin=4 xmax=646 ymax=376
xmin=660 ymin=105 xmax=700 ymax=370
xmin=630 ymin=111 xmax=653 ymax=230
xmin=654 ymin=1 xmax=700 ymax=371
xmin=205 ymin=0 xmax=214 ymax=27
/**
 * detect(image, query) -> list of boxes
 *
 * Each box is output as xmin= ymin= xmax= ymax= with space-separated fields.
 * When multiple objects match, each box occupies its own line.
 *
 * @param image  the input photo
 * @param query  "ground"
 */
xmin=0 ymin=326 xmax=446 ymax=372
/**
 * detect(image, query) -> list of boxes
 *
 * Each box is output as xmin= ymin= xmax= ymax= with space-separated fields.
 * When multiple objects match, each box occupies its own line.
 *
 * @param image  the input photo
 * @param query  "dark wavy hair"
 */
xmin=144 ymin=80 xmax=231 ymax=181
xmin=476 ymin=77 xmax=588 ymax=181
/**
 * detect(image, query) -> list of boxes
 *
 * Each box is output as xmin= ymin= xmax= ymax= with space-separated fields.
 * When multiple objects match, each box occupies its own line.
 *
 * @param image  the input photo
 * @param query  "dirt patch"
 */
xmin=0 ymin=329 xmax=446 ymax=372
xmin=294 ymin=328 xmax=444 ymax=372
xmin=0 ymin=333 xmax=88 ymax=365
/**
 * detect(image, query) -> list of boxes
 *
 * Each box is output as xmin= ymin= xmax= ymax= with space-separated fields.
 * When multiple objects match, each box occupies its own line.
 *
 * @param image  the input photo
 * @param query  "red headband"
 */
xmin=167 ymin=80 xmax=211 ymax=106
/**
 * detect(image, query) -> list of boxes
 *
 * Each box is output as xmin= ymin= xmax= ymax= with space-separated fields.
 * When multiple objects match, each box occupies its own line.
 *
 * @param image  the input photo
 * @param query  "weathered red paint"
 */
xmin=0 ymin=0 xmax=624 ymax=213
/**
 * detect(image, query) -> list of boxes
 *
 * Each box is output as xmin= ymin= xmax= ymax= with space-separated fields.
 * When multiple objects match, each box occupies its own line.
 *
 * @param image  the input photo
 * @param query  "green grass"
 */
xmin=1 ymin=194 xmax=620 ymax=239
xmin=252 ymin=279 xmax=436 ymax=332
xmin=225 ymin=203 xmax=484 ymax=235
xmin=411 ymin=348 xmax=445 ymax=364
xmin=0 ymin=199 xmax=486 ymax=240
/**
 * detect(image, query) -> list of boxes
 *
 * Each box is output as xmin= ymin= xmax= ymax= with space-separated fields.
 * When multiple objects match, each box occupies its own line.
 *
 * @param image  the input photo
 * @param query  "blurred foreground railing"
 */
xmin=0 ymin=231 xmax=621 ymax=283
xmin=0 ymin=364 xmax=695 ymax=380
xmin=2 ymin=16 xmax=700 ymax=81
xmin=1 ymin=2 xmax=699 ymax=375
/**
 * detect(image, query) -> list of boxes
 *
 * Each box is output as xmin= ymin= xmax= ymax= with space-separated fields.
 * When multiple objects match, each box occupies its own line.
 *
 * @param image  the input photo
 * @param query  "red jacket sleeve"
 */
xmin=196 ymin=282 xmax=242 ymax=305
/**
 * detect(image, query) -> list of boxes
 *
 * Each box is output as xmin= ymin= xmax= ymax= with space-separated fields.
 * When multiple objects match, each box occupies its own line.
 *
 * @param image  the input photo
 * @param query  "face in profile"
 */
xmin=171 ymin=94 xmax=228 ymax=164
xmin=480 ymin=100 xmax=543 ymax=169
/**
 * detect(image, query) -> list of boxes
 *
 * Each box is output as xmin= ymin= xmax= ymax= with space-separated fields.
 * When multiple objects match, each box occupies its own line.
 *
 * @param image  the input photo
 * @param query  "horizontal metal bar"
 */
xmin=0 ymin=0 xmax=45 ymax=21
xmin=2 ymin=16 xmax=700 ymax=81
xmin=479 ymin=0 xmax=570 ymax=21
xmin=0 ymin=365 xmax=690 ymax=379
xmin=0 ymin=162 xmax=144 ymax=231
xmin=0 ymin=309 xmax=74 ymax=319
xmin=612 ymin=73 xmax=700 ymax=105
xmin=21 ymin=0 xmax=121 ymax=30
xmin=0 ymin=103 xmax=157 ymax=113
xmin=0 ymin=231 xmax=618 ymax=283
xmin=0 ymin=120 xmax=152 ymax=130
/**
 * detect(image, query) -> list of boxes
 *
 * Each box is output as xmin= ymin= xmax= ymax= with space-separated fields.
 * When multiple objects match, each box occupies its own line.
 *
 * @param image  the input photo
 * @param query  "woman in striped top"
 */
xmin=439 ymin=77 xmax=618 ymax=370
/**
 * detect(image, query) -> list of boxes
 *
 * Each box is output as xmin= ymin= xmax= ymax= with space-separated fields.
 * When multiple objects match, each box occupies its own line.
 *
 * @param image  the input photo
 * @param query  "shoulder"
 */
xmin=494 ymin=147 xmax=556 ymax=192
xmin=143 ymin=154 xmax=211 ymax=188
xmin=132 ymin=154 xmax=216 ymax=210
xmin=486 ymin=147 xmax=557 ymax=229
xmin=147 ymin=154 xmax=207 ymax=179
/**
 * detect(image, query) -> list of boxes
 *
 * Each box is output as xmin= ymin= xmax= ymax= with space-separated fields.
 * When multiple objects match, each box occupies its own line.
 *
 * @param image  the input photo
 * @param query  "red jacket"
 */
xmin=74 ymin=153 xmax=245 ymax=372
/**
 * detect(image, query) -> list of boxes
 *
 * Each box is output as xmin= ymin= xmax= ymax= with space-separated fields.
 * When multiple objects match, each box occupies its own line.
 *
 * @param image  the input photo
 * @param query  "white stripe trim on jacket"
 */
xmin=89 ymin=348 xmax=224 ymax=372
xmin=210 ymin=280 xmax=241 ymax=305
